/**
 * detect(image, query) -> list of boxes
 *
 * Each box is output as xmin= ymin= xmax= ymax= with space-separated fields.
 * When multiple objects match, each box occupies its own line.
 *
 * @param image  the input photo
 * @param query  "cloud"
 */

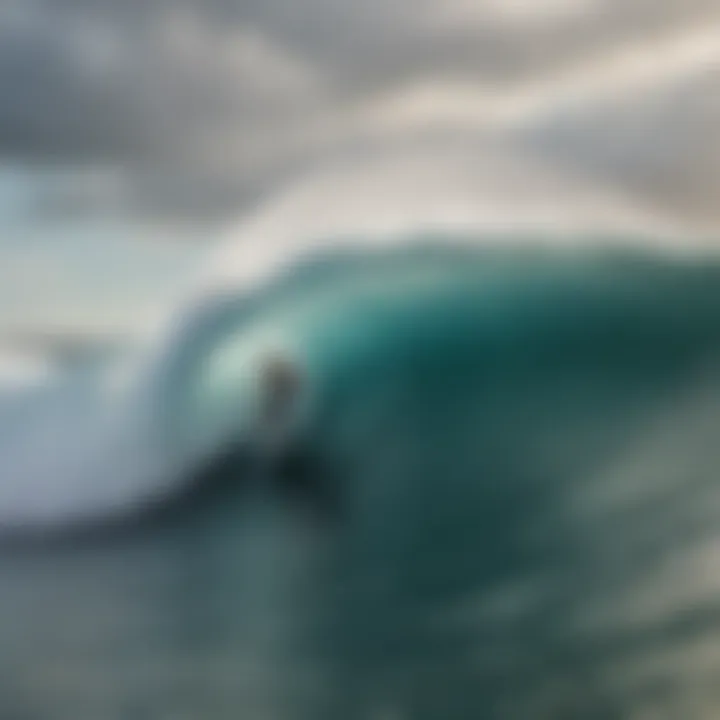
xmin=0 ymin=0 xmax=718 ymax=229
xmin=0 ymin=1 xmax=323 ymax=162
xmin=522 ymin=42 xmax=720 ymax=232
xmin=423 ymin=0 xmax=601 ymax=31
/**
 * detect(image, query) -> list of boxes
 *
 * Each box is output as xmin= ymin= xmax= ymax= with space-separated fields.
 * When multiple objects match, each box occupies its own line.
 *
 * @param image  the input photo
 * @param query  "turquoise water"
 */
xmin=4 ymin=242 xmax=720 ymax=718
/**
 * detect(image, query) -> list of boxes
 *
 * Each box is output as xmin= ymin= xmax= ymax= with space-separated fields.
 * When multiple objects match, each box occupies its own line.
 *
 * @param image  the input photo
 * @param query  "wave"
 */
xmin=0 ymin=236 xmax=720 ymax=537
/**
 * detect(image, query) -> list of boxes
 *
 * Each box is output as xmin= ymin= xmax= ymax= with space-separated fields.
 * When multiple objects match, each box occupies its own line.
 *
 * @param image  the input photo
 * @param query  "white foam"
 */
xmin=0 ymin=349 xmax=57 ymax=390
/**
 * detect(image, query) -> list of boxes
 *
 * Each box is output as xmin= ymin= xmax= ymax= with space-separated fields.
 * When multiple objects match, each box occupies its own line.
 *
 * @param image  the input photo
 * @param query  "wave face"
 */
xmin=164 ymin=240 xmax=720 ymax=491
xmin=5 ymin=239 xmax=720 ymax=716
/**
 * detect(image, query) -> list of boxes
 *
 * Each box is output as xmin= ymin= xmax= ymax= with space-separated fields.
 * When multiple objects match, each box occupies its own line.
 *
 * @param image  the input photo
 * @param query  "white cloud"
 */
xmin=344 ymin=24 xmax=720 ymax=136
xmin=189 ymin=22 xmax=720 ymax=222
xmin=426 ymin=0 xmax=600 ymax=30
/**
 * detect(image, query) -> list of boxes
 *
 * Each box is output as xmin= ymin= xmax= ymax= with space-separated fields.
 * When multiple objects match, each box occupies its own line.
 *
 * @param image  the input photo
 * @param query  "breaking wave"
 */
xmin=0 ymin=236 xmax=720 ymax=538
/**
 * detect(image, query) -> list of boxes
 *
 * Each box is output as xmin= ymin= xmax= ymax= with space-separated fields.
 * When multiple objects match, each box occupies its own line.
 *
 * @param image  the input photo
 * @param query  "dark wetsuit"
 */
xmin=271 ymin=438 xmax=341 ymax=524
xmin=251 ymin=364 xmax=341 ymax=524
xmin=180 ymin=423 xmax=340 ymax=529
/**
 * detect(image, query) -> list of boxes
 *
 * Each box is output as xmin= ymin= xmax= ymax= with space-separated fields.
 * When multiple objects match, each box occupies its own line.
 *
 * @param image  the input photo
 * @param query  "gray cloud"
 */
xmin=522 ymin=64 xmax=720 ymax=232
xmin=0 ymin=0 xmax=718 ymax=228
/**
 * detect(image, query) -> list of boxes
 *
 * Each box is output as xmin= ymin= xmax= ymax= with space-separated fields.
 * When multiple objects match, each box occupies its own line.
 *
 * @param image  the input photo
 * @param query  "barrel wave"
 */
xmin=106 ymin=238 xmax=720 ymax=511
xmin=1 ymin=237 xmax=720 ymax=536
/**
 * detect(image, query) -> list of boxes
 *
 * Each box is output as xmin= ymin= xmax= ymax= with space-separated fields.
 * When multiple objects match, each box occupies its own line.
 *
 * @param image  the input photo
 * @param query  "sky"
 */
xmin=0 ymin=0 xmax=719 ymax=335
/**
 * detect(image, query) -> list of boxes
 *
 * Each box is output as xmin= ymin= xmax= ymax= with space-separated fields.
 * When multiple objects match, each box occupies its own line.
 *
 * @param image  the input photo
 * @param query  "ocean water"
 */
xmin=3 ymin=240 xmax=720 ymax=718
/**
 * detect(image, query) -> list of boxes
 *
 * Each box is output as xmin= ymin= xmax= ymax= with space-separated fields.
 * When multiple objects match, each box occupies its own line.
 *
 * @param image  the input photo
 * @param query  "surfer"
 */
xmin=255 ymin=353 xmax=304 ymax=458
xmin=254 ymin=353 xmax=340 ymax=524
xmin=181 ymin=351 xmax=339 ymax=526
